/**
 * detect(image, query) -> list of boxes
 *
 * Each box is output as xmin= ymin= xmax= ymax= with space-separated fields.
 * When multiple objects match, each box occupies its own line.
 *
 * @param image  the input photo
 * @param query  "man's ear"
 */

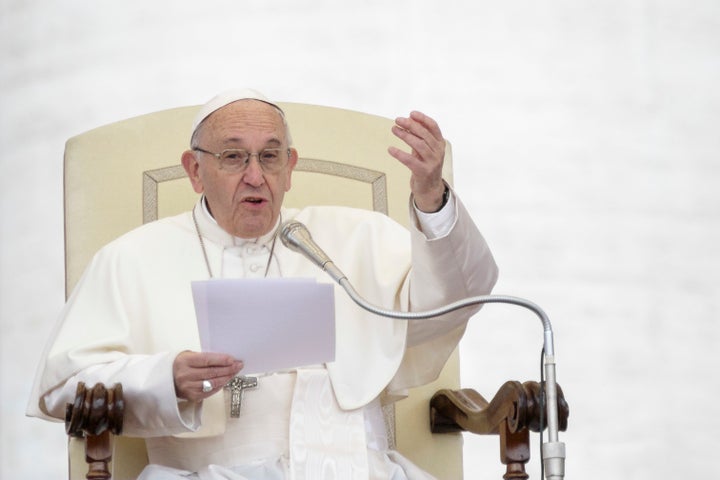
xmin=181 ymin=150 xmax=204 ymax=194
xmin=284 ymin=148 xmax=299 ymax=192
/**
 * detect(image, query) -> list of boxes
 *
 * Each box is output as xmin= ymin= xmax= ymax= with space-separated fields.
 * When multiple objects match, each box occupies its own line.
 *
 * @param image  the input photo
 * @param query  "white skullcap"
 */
xmin=191 ymin=88 xmax=285 ymax=135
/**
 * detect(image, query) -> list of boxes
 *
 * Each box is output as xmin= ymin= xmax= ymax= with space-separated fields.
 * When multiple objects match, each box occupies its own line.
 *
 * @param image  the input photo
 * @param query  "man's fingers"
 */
xmin=391 ymin=112 xmax=445 ymax=165
xmin=392 ymin=122 xmax=436 ymax=156
xmin=180 ymin=351 xmax=239 ymax=368
xmin=173 ymin=351 xmax=243 ymax=401
xmin=174 ymin=352 xmax=243 ymax=380
xmin=391 ymin=125 xmax=432 ymax=157
xmin=395 ymin=111 xmax=443 ymax=145
xmin=409 ymin=111 xmax=443 ymax=140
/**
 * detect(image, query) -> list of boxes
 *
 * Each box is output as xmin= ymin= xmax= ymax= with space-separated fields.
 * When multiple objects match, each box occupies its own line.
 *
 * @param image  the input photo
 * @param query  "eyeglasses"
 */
xmin=193 ymin=147 xmax=290 ymax=173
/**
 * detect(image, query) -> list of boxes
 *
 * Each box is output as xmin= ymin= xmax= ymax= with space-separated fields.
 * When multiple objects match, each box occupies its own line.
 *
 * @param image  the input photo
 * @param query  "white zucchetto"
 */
xmin=191 ymin=88 xmax=285 ymax=135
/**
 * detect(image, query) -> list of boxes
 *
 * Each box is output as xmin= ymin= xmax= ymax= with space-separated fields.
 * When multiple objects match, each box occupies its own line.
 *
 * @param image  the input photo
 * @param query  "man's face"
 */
xmin=182 ymin=100 xmax=297 ymax=238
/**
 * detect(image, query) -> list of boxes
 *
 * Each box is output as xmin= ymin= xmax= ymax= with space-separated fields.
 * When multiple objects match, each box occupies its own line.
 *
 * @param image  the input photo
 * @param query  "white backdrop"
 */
xmin=1 ymin=1 xmax=719 ymax=479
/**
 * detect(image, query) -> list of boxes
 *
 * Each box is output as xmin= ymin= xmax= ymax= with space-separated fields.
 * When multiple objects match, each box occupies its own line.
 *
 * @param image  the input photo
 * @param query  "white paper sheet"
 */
xmin=191 ymin=277 xmax=335 ymax=375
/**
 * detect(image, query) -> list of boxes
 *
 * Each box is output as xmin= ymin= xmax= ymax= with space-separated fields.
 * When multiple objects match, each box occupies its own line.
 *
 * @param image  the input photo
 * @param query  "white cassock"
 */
xmin=27 ymin=190 xmax=498 ymax=479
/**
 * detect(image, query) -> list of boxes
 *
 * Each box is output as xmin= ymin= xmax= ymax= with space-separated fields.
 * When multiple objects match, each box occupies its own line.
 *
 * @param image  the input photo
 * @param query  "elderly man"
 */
xmin=28 ymin=89 xmax=498 ymax=479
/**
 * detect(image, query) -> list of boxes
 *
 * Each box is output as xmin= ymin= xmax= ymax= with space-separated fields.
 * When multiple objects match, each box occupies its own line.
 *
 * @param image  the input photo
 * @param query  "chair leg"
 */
xmin=84 ymin=430 xmax=112 ymax=479
xmin=66 ymin=382 xmax=124 ymax=480
xmin=499 ymin=420 xmax=529 ymax=480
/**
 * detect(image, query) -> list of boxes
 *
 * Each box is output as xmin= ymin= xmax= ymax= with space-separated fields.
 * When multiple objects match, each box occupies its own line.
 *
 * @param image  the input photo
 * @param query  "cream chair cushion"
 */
xmin=65 ymin=103 xmax=462 ymax=479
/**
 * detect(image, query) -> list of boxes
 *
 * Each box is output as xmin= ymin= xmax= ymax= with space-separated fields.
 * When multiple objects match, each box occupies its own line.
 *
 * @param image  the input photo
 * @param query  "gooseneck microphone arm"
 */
xmin=280 ymin=220 xmax=566 ymax=480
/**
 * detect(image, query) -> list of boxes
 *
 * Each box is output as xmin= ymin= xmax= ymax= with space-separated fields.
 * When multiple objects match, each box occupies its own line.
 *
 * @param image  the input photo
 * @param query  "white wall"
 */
xmin=1 ymin=1 xmax=718 ymax=478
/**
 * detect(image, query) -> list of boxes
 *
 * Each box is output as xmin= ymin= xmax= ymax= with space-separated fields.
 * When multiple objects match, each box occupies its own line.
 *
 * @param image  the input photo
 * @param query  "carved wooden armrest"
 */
xmin=430 ymin=381 xmax=568 ymax=479
xmin=65 ymin=382 xmax=124 ymax=480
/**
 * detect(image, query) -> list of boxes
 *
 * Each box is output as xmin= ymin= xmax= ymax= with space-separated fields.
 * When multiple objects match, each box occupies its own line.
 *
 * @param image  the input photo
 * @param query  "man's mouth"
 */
xmin=243 ymin=197 xmax=265 ymax=204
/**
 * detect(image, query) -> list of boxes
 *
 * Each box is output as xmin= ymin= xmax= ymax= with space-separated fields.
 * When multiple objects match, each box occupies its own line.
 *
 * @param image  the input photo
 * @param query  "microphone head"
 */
xmin=280 ymin=219 xmax=336 ymax=270
xmin=280 ymin=219 xmax=347 ymax=283
xmin=280 ymin=220 xmax=309 ymax=252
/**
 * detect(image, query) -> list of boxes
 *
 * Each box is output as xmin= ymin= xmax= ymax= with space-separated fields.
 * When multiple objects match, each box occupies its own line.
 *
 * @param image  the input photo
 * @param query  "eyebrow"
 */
xmin=222 ymin=137 xmax=283 ymax=148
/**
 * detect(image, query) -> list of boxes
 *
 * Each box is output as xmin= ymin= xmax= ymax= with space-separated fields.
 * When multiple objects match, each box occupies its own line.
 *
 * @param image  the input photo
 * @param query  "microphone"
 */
xmin=280 ymin=219 xmax=566 ymax=479
xmin=280 ymin=220 xmax=347 ymax=284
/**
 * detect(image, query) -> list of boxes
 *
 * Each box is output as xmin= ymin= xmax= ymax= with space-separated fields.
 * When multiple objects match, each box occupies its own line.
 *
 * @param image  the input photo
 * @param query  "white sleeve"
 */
xmin=41 ymin=352 xmax=203 ymax=437
xmin=388 ymin=193 xmax=498 ymax=393
xmin=412 ymin=189 xmax=457 ymax=240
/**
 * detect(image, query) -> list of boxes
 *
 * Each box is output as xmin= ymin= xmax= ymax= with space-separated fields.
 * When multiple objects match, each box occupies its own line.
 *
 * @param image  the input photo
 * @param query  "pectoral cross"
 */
xmin=224 ymin=375 xmax=258 ymax=418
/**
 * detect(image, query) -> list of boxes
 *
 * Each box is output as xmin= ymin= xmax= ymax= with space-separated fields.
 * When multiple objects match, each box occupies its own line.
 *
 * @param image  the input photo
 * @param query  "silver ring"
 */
xmin=202 ymin=380 xmax=212 ymax=393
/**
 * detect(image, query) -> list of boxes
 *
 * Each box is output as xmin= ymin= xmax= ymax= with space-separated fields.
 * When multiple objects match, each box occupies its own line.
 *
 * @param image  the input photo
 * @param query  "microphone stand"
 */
xmin=281 ymin=221 xmax=566 ymax=479
xmin=337 ymin=274 xmax=565 ymax=479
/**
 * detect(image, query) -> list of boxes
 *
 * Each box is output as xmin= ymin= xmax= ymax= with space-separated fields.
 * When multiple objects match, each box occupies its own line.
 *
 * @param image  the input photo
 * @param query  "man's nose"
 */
xmin=242 ymin=155 xmax=265 ymax=186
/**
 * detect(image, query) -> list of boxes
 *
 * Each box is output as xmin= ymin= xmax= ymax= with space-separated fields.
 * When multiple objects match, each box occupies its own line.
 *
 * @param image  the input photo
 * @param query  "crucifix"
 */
xmin=224 ymin=375 xmax=258 ymax=418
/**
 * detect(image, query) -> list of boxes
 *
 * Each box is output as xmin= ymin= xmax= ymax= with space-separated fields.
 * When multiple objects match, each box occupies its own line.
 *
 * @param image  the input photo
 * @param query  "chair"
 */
xmin=62 ymin=102 xmax=567 ymax=479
